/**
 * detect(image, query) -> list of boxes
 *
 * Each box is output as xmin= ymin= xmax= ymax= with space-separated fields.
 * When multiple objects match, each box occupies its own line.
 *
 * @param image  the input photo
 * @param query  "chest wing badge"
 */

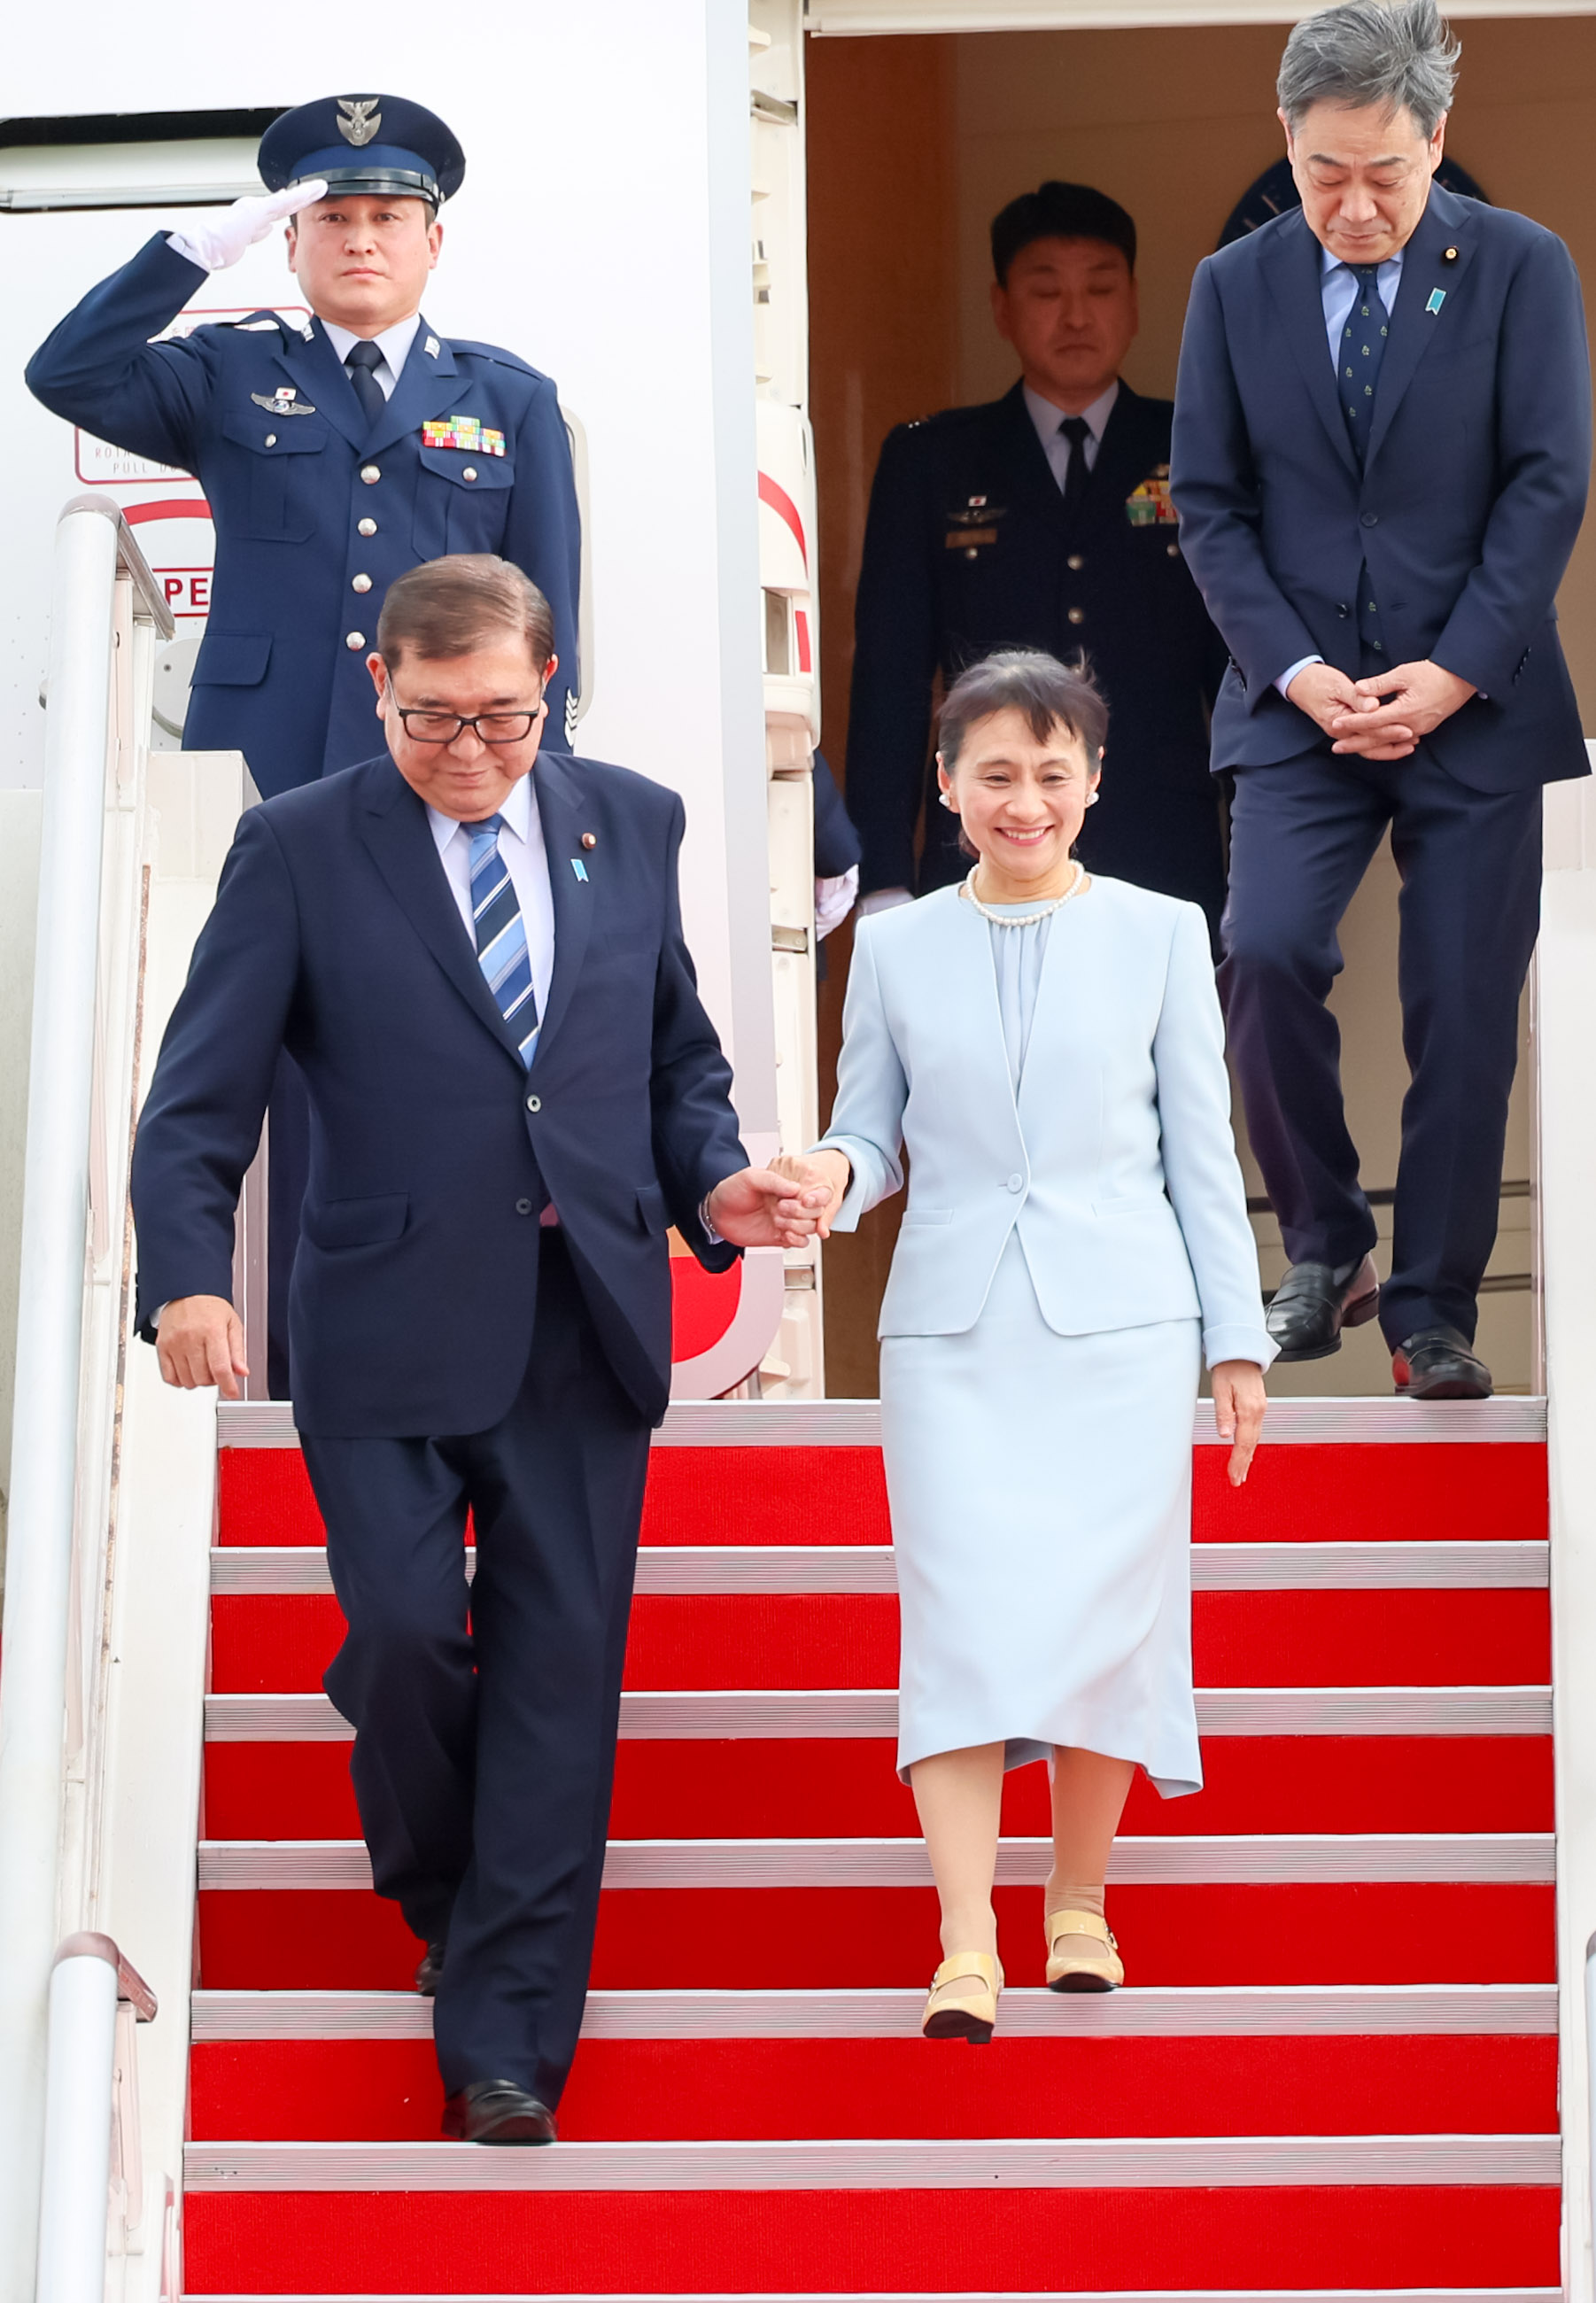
xmin=251 ymin=389 xmax=316 ymax=415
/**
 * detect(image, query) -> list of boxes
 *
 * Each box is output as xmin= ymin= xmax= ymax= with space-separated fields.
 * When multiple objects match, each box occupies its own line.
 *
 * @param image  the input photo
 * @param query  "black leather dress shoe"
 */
xmin=414 ymin=1942 xmax=445 ymax=1997
xmin=1392 ymin=1326 xmax=1493 ymax=1401
xmin=441 ymin=2079 xmax=557 ymax=2144
xmin=1265 ymin=1252 xmax=1380 ymax=1361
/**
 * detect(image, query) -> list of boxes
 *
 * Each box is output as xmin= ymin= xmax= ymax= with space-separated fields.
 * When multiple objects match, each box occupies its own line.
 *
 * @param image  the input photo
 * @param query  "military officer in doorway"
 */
xmin=27 ymin=93 xmax=581 ymax=800
xmin=847 ymin=181 xmax=1228 ymax=932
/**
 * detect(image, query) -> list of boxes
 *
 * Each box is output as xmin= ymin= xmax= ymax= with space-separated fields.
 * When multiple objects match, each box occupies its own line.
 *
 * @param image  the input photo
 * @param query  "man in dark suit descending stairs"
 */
xmin=846 ymin=179 xmax=1231 ymax=937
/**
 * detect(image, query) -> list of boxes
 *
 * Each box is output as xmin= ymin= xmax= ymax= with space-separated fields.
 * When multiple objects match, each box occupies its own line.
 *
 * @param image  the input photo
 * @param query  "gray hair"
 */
xmin=1278 ymin=1 xmax=1460 ymax=140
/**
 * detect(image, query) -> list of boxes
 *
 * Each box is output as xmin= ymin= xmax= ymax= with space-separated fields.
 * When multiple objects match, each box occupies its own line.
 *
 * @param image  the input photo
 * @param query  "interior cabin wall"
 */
xmin=810 ymin=13 xmax=1596 ymax=1398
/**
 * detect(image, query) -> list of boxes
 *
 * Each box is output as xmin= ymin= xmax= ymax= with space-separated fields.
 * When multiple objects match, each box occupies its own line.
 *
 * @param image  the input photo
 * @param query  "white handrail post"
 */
xmin=0 ymin=499 xmax=123 ymax=2303
xmin=35 ymin=1946 xmax=119 ymax=2303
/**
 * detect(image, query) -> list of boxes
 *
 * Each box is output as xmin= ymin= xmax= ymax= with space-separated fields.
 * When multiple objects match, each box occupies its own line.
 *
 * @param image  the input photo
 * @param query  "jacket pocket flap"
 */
xmin=637 ymin=1183 xmax=670 ymax=1235
xmin=419 ymin=445 xmax=515 ymax=489
xmin=193 ymin=632 xmax=274 ymax=689
xmin=221 ymin=410 xmax=330 ymax=454
xmin=303 ymin=1193 xmax=408 ymax=1249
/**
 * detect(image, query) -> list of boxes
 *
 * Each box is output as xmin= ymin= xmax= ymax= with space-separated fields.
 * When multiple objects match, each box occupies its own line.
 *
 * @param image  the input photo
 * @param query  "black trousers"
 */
xmin=300 ymin=1232 xmax=652 ymax=2106
xmin=1220 ymin=742 xmax=1542 ymax=1349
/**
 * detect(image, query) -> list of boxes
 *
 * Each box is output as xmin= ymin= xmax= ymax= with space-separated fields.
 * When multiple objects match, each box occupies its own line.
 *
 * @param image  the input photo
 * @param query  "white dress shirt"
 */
xmin=426 ymin=772 xmax=556 ymax=1041
xmin=1024 ymin=378 xmax=1120 ymax=493
xmin=1277 ymin=248 xmax=1405 ymax=698
xmin=322 ymin=313 xmax=423 ymax=400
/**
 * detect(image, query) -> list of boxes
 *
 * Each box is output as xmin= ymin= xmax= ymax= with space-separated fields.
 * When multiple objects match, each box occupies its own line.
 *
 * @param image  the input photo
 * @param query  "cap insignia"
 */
xmin=337 ymin=97 xmax=383 ymax=148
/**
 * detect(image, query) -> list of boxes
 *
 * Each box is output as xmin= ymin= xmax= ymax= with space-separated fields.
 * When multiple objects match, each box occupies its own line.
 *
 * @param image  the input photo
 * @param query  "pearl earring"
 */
xmin=1085 ymin=792 xmax=1100 ymax=807
xmin=939 ymin=792 xmax=956 ymax=810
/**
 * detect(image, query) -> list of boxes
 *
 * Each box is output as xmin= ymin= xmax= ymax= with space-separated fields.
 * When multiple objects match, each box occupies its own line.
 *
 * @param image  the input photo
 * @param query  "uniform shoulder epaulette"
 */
xmin=221 ymin=308 xmax=302 ymax=336
xmin=900 ymin=399 xmax=999 ymax=435
xmin=449 ymin=338 xmax=553 ymax=384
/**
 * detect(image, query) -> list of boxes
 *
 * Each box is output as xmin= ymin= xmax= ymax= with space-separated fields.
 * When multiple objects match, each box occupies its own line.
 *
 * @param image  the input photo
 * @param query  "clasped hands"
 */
xmin=1285 ymin=658 xmax=1475 ymax=761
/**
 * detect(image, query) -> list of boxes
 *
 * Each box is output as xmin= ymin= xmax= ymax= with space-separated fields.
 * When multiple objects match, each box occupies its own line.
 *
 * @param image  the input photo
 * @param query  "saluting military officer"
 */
xmin=27 ymin=93 xmax=581 ymax=798
xmin=847 ymin=182 xmax=1228 ymax=932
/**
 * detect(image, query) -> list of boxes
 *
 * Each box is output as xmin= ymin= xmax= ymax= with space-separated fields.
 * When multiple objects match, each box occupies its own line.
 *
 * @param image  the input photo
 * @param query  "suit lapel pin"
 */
xmin=570 ymin=858 xmax=589 ymax=883
xmin=1425 ymin=288 xmax=1446 ymax=315
xmin=1442 ymin=246 xmax=1459 ymax=263
xmin=581 ymin=832 xmax=597 ymax=849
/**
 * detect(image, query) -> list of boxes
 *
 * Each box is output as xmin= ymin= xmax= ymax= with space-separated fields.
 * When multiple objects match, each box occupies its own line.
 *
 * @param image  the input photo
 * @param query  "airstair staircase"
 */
xmin=183 ymin=1397 xmax=1562 ymax=2298
xmin=8 ymin=496 xmax=1596 ymax=2303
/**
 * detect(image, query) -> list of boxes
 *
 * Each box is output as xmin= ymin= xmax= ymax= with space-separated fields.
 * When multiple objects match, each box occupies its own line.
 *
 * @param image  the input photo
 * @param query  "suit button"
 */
xmin=360 ymin=464 xmax=381 ymax=484
xmin=1067 ymin=554 xmax=1085 ymax=571
xmin=263 ymin=432 xmax=277 ymax=447
xmin=515 ymin=1198 xmax=534 ymax=1215
xmin=462 ymin=466 xmax=478 ymax=482
xmin=352 ymin=573 xmax=372 ymax=593
xmin=358 ymin=517 xmax=377 ymax=537
xmin=526 ymin=1094 xmax=541 ymax=1113
xmin=965 ymin=547 xmax=978 ymax=560
xmin=1360 ymin=510 xmax=1379 ymax=527
xmin=1066 ymin=607 xmax=1085 ymax=625
xmin=345 ymin=632 xmax=366 ymax=650
xmin=1006 ymin=1174 xmax=1024 ymax=1193
xmin=1166 ymin=542 xmax=1181 ymax=557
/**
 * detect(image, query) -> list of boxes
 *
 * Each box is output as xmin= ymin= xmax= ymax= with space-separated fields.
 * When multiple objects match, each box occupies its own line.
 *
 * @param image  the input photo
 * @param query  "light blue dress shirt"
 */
xmin=1023 ymin=380 xmax=1120 ymax=494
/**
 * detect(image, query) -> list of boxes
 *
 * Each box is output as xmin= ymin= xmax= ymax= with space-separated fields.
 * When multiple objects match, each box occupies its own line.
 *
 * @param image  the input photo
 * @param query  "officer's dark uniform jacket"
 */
xmin=27 ymin=235 xmax=581 ymax=801
xmin=847 ymin=378 xmax=1228 ymax=920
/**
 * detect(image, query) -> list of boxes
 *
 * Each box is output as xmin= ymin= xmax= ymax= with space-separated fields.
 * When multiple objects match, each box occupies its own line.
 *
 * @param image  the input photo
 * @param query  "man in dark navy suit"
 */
xmin=847 ymin=181 xmax=1228 ymax=931
xmin=27 ymin=93 xmax=581 ymax=797
xmin=130 ymin=555 xmax=822 ymax=2141
xmin=1173 ymin=0 xmax=1590 ymax=1398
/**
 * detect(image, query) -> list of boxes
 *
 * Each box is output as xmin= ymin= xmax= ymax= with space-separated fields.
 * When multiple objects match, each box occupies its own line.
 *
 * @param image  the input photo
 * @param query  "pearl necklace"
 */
xmin=959 ymin=860 xmax=1088 ymax=926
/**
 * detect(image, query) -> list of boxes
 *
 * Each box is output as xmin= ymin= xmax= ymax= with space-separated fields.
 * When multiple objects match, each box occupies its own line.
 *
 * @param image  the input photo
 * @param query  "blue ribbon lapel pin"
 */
xmin=1425 ymin=289 xmax=1446 ymax=315
xmin=570 ymin=857 xmax=589 ymax=882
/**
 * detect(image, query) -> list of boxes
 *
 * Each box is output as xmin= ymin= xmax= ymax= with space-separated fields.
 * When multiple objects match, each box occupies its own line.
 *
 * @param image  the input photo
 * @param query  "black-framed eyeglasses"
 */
xmin=386 ymin=683 xmax=543 ymax=745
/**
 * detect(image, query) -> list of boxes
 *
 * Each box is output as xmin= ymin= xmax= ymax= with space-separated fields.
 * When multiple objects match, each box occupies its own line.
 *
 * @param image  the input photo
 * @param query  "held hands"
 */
xmin=769 ymin=1149 xmax=851 ymax=1240
xmin=706 ymin=1166 xmax=834 ymax=1251
xmin=156 ymin=1295 xmax=248 ymax=1400
xmin=1212 ymin=1360 xmax=1267 ymax=1488
xmin=173 ymin=182 xmax=329 ymax=274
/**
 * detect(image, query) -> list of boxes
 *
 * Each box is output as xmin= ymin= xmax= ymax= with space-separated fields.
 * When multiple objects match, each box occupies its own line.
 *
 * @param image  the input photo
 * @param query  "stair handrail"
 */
xmin=0 ymin=497 xmax=172 ymax=2303
xmin=35 ymin=1935 xmax=158 ymax=2303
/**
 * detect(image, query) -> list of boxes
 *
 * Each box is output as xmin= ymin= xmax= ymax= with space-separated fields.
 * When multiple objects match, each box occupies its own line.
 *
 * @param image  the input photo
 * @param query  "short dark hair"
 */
xmin=376 ymin=554 xmax=554 ymax=672
xmin=990 ymin=182 xmax=1137 ymax=286
xmin=938 ymin=649 xmax=1108 ymax=769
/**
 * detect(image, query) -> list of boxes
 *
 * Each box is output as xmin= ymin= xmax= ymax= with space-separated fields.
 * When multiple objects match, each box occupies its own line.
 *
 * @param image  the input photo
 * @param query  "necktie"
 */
xmin=345 ymin=338 xmax=386 ymax=428
xmin=1058 ymin=415 xmax=1093 ymax=524
xmin=467 ymin=816 xmax=539 ymax=1066
xmin=1339 ymin=267 xmax=1391 ymax=662
xmin=1339 ymin=267 xmax=1389 ymax=466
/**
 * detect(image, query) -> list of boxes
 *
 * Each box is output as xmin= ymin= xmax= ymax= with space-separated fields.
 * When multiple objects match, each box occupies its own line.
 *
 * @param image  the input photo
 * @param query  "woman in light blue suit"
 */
xmin=796 ymin=652 xmax=1273 ymax=2044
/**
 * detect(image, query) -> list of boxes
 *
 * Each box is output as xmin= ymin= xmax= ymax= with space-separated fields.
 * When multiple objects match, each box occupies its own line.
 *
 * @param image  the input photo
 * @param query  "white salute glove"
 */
xmin=167 ymin=181 xmax=329 ymax=274
xmin=814 ymin=867 xmax=860 ymax=941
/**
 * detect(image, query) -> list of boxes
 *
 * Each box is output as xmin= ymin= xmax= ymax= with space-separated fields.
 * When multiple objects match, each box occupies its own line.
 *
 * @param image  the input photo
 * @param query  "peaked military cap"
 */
xmin=259 ymin=95 xmax=467 ymax=208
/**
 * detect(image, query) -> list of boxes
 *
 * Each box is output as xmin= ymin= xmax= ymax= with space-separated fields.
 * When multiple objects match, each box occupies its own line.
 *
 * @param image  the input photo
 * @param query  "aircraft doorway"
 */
xmin=805 ymin=12 xmax=1596 ymax=1400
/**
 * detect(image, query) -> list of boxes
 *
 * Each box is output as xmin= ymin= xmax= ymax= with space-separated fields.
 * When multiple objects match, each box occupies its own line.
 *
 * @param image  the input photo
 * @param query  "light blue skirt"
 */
xmin=879 ymin=1233 xmax=1203 ymax=1798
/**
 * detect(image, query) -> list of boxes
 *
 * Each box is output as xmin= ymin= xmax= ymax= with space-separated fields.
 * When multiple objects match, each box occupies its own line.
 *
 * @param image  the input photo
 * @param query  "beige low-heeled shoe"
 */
xmin=1044 ymin=1907 xmax=1124 ymax=1993
xmin=921 ymin=1950 xmax=1003 ymax=2043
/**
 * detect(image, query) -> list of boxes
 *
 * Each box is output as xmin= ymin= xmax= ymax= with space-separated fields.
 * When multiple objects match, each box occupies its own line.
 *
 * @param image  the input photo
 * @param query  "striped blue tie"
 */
xmin=467 ymin=815 xmax=538 ymax=1066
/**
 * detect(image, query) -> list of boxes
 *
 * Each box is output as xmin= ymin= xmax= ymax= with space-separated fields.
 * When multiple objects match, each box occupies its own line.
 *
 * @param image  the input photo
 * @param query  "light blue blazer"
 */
xmin=819 ymin=879 xmax=1275 ymax=1369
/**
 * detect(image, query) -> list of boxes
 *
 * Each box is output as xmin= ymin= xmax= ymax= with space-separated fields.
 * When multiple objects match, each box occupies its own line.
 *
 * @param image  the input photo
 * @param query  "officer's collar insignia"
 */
xmin=251 ymin=387 xmax=316 ymax=415
xmin=422 ymin=416 xmax=506 ymax=456
xmin=564 ymin=692 xmax=579 ymax=745
xmin=424 ymin=335 xmax=441 ymax=358
xmin=337 ymin=97 xmax=382 ymax=147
